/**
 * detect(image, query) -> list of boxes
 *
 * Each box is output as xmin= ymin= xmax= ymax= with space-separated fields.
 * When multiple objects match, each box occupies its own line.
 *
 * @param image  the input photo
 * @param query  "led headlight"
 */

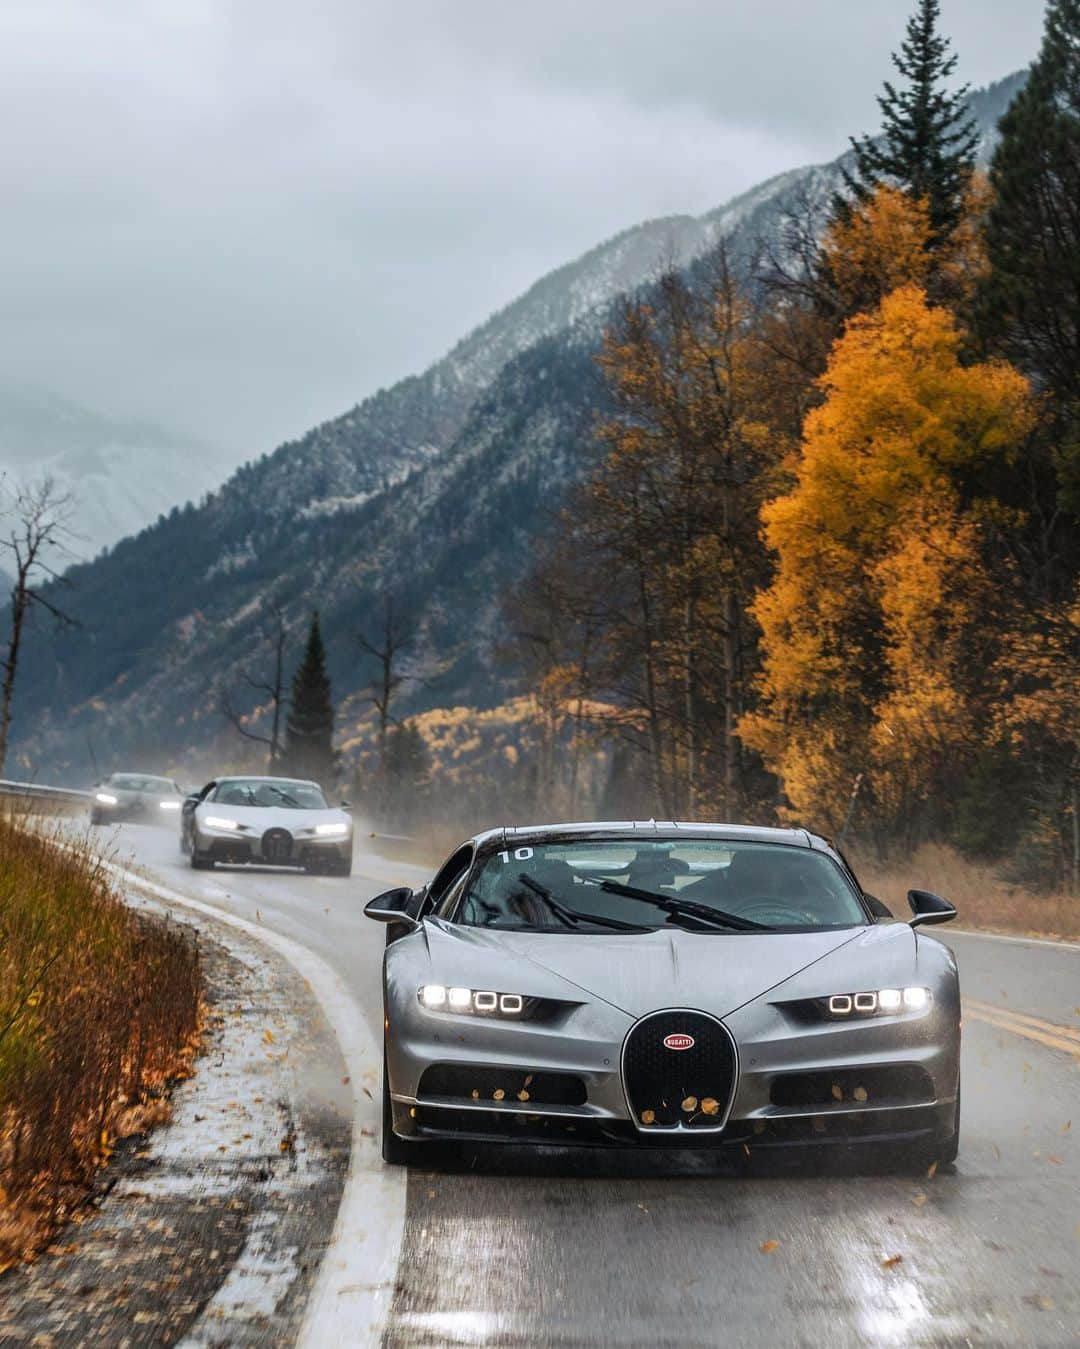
xmin=95 ymin=792 xmax=118 ymax=805
xmin=419 ymin=985 xmax=525 ymax=1017
xmin=159 ymin=800 xmax=181 ymax=811
xmin=826 ymin=986 xmax=931 ymax=1018
xmin=204 ymin=815 xmax=240 ymax=832
xmin=315 ymin=822 xmax=349 ymax=837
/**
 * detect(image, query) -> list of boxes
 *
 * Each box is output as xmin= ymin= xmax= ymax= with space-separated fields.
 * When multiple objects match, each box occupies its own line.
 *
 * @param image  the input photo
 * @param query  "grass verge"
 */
xmin=853 ymin=842 xmax=1079 ymax=941
xmin=0 ymin=813 xmax=202 ymax=1269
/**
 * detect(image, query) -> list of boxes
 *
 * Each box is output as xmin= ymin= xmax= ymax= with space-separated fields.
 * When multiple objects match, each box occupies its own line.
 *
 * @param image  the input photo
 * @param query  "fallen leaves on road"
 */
xmin=640 ymin=1110 xmax=656 ymax=1125
xmin=992 ymin=1143 xmax=1001 ymax=1161
xmin=1047 ymin=1155 xmax=1062 ymax=1165
xmin=880 ymin=1255 xmax=904 ymax=1269
xmin=926 ymin=1161 xmax=938 ymax=1181
xmin=682 ymin=1096 xmax=698 ymax=1112
xmin=911 ymin=1193 xmax=928 ymax=1209
xmin=1062 ymin=1120 xmax=1072 ymax=1133
xmin=759 ymin=1240 xmax=779 ymax=1255
xmin=701 ymin=1098 xmax=719 ymax=1116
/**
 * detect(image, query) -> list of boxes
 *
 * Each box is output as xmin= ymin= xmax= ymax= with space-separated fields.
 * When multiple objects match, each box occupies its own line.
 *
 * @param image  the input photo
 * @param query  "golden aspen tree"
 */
xmin=742 ymin=284 xmax=1033 ymax=834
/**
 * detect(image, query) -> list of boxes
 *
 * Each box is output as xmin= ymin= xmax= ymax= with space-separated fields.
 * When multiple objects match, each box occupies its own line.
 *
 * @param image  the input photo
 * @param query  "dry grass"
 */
xmin=852 ymin=842 xmax=1080 ymax=941
xmin=0 ymin=813 xmax=202 ymax=1269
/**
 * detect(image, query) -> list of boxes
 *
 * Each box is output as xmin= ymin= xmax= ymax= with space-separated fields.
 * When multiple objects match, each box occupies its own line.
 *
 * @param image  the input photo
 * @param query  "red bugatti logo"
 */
xmin=663 ymin=1032 xmax=695 ymax=1051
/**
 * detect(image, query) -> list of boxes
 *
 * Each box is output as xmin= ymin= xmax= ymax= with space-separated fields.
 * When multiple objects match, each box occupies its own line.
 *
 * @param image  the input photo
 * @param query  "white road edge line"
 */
xmin=950 ymin=928 xmax=1080 ymax=953
xmin=105 ymin=861 xmax=406 ymax=1349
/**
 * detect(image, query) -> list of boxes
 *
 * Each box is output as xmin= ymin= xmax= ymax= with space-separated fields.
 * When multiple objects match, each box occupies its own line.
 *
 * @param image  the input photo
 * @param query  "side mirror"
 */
xmin=907 ymin=889 xmax=957 ymax=928
xmin=863 ymin=892 xmax=893 ymax=919
xmin=364 ymin=887 xmax=420 ymax=930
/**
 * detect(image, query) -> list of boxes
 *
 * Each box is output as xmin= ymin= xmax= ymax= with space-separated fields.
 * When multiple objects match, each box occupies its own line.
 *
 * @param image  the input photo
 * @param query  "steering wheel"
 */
xmin=733 ymin=894 xmax=820 ymax=926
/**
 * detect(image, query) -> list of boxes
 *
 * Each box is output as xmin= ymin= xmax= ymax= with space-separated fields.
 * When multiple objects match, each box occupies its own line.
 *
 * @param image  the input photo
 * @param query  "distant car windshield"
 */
xmin=111 ymin=774 xmax=179 ymax=793
xmin=210 ymin=779 xmax=328 ymax=810
xmin=456 ymin=839 xmax=867 ymax=933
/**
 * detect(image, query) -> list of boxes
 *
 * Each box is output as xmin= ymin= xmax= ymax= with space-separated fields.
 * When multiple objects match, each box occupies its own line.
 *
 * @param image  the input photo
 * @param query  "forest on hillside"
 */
xmin=363 ymin=0 xmax=1078 ymax=896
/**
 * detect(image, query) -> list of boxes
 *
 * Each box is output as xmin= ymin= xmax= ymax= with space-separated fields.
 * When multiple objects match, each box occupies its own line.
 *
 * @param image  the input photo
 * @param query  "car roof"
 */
xmin=470 ymin=820 xmax=833 ymax=852
xmin=214 ymin=775 xmax=319 ymax=786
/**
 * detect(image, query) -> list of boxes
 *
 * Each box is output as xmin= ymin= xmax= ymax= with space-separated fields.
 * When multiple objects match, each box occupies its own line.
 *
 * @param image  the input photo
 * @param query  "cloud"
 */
xmin=0 ymin=0 xmax=1044 ymax=459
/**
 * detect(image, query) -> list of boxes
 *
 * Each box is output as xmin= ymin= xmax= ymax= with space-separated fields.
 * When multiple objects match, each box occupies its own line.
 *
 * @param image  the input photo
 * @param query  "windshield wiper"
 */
xmin=593 ymin=880 xmax=769 ymax=932
xmin=268 ymin=788 xmax=300 ymax=806
xmin=518 ymin=874 xmax=653 ymax=933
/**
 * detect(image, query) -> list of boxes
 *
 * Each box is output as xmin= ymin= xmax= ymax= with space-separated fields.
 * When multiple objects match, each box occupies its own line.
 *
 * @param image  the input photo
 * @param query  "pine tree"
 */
xmin=282 ymin=611 xmax=336 ymax=787
xmin=979 ymin=0 xmax=1080 ymax=408
xmin=843 ymin=0 xmax=978 ymax=240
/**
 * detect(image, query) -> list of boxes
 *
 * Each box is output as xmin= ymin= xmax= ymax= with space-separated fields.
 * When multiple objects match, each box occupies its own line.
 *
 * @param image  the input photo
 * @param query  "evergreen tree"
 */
xmin=980 ymin=0 xmax=1080 ymax=409
xmin=282 ymin=611 xmax=336 ymax=786
xmin=843 ymin=0 xmax=978 ymax=240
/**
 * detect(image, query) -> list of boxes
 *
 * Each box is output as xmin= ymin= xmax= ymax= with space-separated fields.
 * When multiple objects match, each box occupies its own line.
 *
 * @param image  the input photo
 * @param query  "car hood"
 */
xmin=422 ymin=920 xmax=882 ymax=1019
xmin=195 ymin=803 xmax=349 ymax=831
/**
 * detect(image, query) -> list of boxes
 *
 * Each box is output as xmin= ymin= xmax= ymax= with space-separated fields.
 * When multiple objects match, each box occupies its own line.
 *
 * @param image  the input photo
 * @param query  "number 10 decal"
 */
xmin=498 ymin=847 xmax=534 ymax=863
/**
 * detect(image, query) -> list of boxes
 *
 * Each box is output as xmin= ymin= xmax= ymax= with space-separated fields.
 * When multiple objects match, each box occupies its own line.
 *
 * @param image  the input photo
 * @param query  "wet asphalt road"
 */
xmin=110 ymin=822 xmax=1080 ymax=1348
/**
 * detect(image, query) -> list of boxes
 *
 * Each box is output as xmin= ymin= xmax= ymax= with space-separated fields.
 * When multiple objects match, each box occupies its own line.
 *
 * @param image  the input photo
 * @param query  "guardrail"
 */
xmin=0 ymin=778 xmax=92 ymax=805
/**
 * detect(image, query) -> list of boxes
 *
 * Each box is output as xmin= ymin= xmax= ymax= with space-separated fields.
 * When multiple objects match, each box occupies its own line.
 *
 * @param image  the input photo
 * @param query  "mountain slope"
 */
xmin=8 ymin=73 xmax=1027 ymax=781
xmin=0 ymin=380 xmax=226 ymax=561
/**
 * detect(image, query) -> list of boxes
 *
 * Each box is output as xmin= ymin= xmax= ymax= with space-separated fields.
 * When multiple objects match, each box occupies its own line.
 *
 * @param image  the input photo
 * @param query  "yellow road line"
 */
xmin=964 ymin=998 xmax=1080 ymax=1061
xmin=964 ymin=997 xmax=1080 ymax=1046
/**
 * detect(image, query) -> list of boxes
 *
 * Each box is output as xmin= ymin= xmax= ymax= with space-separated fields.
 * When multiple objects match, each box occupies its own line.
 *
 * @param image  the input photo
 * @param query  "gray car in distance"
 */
xmin=366 ymin=821 xmax=961 ymax=1166
xmin=182 ymin=775 xmax=354 ymax=875
xmin=90 ymin=772 xmax=186 ymax=826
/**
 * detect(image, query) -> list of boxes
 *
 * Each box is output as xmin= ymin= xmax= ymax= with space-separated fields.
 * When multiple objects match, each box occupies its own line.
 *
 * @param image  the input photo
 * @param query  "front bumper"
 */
xmin=385 ymin=993 xmax=960 ymax=1151
xmin=194 ymin=826 xmax=351 ymax=868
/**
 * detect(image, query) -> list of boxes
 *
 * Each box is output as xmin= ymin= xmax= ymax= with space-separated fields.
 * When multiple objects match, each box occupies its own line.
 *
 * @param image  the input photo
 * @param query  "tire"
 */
xmin=382 ymin=1052 xmax=415 ymax=1166
xmin=334 ymin=857 xmax=353 ymax=878
xmin=191 ymin=849 xmax=215 ymax=871
xmin=90 ymin=809 xmax=102 ymax=826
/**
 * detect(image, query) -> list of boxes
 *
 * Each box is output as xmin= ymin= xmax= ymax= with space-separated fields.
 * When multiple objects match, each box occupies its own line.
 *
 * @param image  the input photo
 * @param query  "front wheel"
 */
xmin=937 ymin=1080 xmax=960 ymax=1164
xmin=191 ymin=848 xmax=215 ymax=871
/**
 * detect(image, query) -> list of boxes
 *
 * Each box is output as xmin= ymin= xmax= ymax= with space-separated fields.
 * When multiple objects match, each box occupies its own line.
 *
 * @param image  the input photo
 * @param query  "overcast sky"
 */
xmin=0 ymin=0 xmax=1045 ymax=464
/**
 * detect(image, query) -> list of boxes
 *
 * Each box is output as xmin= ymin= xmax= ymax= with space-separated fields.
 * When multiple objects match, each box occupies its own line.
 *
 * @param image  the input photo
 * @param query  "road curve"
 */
xmin=110 ymin=822 xmax=1079 ymax=1348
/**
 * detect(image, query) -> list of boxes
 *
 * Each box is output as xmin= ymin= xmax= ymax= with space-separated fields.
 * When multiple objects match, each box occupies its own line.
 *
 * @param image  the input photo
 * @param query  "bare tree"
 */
xmin=355 ymin=596 xmax=418 ymax=777
xmin=0 ymin=477 xmax=76 ymax=774
xmin=221 ymin=602 xmax=288 ymax=769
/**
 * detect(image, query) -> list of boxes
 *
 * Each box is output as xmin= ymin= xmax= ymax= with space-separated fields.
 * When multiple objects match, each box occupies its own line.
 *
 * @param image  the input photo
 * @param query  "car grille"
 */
xmin=261 ymin=828 xmax=293 ymax=863
xmin=770 ymin=1064 xmax=935 ymax=1109
xmin=418 ymin=1064 xmax=587 ymax=1106
xmin=622 ymin=1010 xmax=737 ymax=1131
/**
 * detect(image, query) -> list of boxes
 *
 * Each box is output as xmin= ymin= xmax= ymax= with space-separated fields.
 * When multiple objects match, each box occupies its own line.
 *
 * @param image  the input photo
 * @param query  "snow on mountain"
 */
xmin=0 ymin=379 xmax=225 ymax=561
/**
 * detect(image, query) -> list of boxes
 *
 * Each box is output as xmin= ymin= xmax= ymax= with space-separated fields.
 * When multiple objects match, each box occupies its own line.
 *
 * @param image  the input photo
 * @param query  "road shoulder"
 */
xmin=0 ymin=889 xmax=350 ymax=1346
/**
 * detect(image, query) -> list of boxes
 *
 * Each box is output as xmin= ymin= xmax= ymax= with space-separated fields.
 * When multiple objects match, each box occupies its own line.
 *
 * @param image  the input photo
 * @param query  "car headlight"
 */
xmin=159 ymin=800 xmax=181 ymax=811
xmin=826 ymin=987 xmax=931 ymax=1018
xmin=419 ymin=985 xmax=525 ymax=1017
xmin=204 ymin=815 xmax=240 ymax=832
xmin=95 ymin=792 xmax=118 ymax=805
xmin=315 ymin=822 xmax=349 ymax=837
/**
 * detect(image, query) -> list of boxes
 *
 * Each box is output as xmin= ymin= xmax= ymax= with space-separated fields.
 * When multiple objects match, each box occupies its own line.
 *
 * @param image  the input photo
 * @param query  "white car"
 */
xmin=181 ymin=775 xmax=353 ymax=875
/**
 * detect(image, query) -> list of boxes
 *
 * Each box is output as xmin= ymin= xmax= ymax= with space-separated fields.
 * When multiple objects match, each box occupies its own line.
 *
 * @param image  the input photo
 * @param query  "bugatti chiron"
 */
xmin=365 ymin=822 xmax=960 ymax=1165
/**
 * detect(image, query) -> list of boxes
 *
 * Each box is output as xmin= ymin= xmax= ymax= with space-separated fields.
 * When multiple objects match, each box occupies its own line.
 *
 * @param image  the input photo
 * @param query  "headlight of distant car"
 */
xmin=315 ymin=822 xmax=349 ymax=837
xmin=203 ymin=815 xmax=241 ymax=832
xmin=95 ymin=792 xmax=119 ymax=805
xmin=419 ymin=985 xmax=525 ymax=1016
xmin=159 ymin=800 xmax=181 ymax=811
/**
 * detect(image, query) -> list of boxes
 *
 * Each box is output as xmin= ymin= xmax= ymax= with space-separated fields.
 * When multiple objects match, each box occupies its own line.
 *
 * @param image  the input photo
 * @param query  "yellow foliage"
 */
xmin=744 ymin=285 xmax=1033 ymax=827
xmin=823 ymin=187 xmax=934 ymax=314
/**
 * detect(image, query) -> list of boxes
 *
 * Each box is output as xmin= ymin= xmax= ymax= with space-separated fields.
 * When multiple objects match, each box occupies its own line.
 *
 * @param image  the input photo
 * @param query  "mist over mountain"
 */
xmin=0 ymin=379 xmax=225 ymax=562
xmin=6 ymin=71 xmax=1026 ymax=782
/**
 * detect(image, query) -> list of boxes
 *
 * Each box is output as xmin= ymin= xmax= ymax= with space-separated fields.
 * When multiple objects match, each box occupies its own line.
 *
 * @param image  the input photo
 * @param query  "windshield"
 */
xmin=456 ymin=839 xmax=867 ymax=933
xmin=111 ymin=774 xmax=179 ymax=793
xmin=210 ymin=779 xmax=328 ymax=809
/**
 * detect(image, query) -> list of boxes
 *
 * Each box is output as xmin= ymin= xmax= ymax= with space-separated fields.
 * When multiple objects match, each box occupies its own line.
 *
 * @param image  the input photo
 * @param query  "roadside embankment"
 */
xmin=854 ymin=842 xmax=1079 ymax=941
xmin=0 ymin=815 xmax=201 ymax=1267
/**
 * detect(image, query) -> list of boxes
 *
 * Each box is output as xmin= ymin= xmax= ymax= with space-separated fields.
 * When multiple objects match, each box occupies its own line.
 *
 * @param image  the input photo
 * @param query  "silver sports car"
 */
xmin=366 ymin=822 xmax=961 ymax=1165
xmin=182 ymin=775 xmax=354 ymax=875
